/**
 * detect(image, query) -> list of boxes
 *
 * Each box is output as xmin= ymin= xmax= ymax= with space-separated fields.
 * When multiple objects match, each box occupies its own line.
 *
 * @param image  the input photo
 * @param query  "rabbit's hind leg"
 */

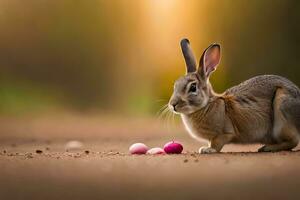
xmin=258 ymin=88 xmax=299 ymax=152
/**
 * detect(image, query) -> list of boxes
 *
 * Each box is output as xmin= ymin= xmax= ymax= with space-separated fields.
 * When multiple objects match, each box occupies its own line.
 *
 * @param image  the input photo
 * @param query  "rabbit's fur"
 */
xmin=169 ymin=39 xmax=300 ymax=153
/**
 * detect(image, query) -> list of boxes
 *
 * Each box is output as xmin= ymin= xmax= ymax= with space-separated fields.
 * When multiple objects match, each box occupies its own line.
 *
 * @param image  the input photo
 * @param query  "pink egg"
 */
xmin=163 ymin=141 xmax=183 ymax=154
xmin=147 ymin=147 xmax=165 ymax=155
xmin=129 ymin=143 xmax=149 ymax=154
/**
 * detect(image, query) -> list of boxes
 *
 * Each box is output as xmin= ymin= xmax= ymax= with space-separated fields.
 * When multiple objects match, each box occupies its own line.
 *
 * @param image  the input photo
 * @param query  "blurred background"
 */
xmin=1 ymin=2 xmax=300 ymax=200
xmin=0 ymin=0 xmax=299 ymax=116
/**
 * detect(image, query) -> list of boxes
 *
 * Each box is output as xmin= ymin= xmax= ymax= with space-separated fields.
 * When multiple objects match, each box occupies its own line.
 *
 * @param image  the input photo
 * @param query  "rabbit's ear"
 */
xmin=180 ymin=38 xmax=197 ymax=73
xmin=198 ymin=44 xmax=221 ymax=79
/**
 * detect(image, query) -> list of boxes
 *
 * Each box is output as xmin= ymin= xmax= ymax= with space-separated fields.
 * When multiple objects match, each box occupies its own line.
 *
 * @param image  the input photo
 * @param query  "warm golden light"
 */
xmin=0 ymin=0 xmax=298 ymax=114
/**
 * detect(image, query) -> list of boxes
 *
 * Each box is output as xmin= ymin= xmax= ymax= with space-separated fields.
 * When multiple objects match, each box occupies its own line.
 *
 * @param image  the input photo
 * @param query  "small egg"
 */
xmin=129 ymin=143 xmax=148 ymax=154
xmin=147 ymin=147 xmax=165 ymax=155
xmin=164 ymin=141 xmax=183 ymax=154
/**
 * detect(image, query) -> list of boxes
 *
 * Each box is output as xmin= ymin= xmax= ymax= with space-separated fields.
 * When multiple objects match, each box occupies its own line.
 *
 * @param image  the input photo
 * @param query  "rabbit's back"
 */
xmin=225 ymin=75 xmax=300 ymax=99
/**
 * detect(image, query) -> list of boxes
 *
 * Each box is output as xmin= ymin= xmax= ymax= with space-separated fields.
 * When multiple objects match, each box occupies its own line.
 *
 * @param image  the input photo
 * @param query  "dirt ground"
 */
xmin=1 ymin=114 xmax=300 ymax=200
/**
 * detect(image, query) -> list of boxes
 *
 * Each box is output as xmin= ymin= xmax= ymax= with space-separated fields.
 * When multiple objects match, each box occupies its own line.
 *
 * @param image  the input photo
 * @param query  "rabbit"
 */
xmin=168 ymin=38 xmax=300 ymax=153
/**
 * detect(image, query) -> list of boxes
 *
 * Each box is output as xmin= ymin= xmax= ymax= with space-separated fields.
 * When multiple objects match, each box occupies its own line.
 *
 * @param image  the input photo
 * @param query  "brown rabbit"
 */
xmin=169 ymin=38 xmax=300 ymax=153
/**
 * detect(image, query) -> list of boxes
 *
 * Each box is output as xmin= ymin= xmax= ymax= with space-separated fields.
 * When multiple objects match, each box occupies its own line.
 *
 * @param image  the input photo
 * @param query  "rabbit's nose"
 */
xmin=169 ymin=101 xmax=178 ymax=111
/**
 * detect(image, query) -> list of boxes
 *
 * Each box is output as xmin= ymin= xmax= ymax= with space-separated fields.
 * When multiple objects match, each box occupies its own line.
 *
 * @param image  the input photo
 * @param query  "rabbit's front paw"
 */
xmin=199 ymin=147 xmax=217 ymax=154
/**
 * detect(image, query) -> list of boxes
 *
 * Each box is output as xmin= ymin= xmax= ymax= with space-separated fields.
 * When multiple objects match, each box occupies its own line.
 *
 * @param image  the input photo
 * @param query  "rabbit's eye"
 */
xmin=189 ymin=83 xmax=197 ymax=93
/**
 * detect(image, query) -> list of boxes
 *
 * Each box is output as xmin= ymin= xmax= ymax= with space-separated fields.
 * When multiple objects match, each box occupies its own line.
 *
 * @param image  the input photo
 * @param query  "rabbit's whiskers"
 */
xmin=156 ymin=103 xmax=177 ymax=131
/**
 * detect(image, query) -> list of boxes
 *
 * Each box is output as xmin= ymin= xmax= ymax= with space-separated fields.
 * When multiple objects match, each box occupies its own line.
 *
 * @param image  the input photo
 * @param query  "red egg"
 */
xmin=163 ymin=141 xmax=183 ymax=154
xmin=129 ymin=143 xmax=148 ymax=154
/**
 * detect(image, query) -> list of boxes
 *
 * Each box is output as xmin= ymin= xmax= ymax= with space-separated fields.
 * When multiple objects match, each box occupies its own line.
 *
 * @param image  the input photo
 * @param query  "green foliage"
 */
xmin=0 ymin=82 xmax=62 ymax=115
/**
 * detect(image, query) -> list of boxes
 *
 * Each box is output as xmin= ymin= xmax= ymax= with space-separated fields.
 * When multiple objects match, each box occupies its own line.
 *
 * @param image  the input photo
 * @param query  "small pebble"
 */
xmin=84 ymin=150 xmax=90 ymax=154
xmin=183 ymin=159 xmax=188 ymax=163
xmin=26 ymin=154 xmax=34 ymax=159
xmin=36 ymin=150 xmax=43 ymax=154
xmin=65 ymin=140 xmax=83 ymax=151
xmin=107 ymin=151 xmax=119 ymax=155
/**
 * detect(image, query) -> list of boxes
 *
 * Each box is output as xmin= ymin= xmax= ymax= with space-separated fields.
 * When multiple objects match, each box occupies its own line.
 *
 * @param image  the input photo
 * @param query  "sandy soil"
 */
xmin=1 ymin=114 xmax=300 ymax=200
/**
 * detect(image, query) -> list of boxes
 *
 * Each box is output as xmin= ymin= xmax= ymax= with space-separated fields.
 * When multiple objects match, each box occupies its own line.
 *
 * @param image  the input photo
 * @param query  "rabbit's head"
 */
xmin=168 ymin=39 xmax=221 ymax=115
